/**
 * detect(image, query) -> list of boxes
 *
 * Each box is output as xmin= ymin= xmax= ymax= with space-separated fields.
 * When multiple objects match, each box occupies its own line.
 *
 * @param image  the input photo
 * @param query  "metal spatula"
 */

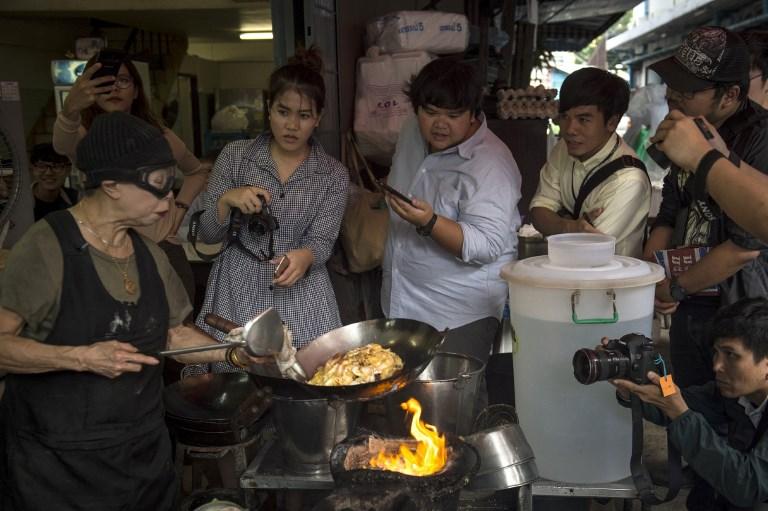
xmin=153 ymin=308 xmax=284 ymax=358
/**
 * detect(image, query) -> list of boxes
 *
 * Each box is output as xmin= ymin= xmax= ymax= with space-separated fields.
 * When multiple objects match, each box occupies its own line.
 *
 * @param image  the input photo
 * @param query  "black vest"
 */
xmin=4 ymin=210 xmax=169 ymax=449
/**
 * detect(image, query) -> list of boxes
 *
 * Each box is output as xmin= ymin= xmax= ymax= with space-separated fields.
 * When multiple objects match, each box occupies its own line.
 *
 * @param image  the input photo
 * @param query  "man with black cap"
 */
xmin=644 ymin=26 xmax=768 ymax=389
xmin=0 ymin=112 xmax=253 ymax=510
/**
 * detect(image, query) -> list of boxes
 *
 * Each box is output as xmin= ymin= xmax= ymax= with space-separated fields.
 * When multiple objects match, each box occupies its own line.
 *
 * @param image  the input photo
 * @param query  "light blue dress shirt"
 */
xmin=382 ymin=114 xmax=522 ymax=330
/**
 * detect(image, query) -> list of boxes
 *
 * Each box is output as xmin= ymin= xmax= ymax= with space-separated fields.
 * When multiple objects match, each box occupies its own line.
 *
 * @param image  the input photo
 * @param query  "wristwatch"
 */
xmin=669 ymin=276 xmax=688 ymax=302
xmin=416 ymin=213 xmax=438 ymax=236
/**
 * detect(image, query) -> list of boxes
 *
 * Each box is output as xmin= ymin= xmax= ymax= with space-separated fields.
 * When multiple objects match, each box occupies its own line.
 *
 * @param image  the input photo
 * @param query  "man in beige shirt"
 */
xmin=530 ymin=67 xmax=651 ymax=257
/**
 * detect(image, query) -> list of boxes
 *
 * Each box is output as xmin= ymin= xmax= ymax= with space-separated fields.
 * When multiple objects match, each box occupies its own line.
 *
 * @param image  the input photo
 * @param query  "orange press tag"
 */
xmin=659 ymin=375 xmax=677 ymax=397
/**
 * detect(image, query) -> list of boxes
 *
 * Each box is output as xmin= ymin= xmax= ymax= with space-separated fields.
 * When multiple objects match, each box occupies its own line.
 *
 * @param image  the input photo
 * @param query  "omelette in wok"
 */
xmin=308 ymin=343 xmax=404 ymax=386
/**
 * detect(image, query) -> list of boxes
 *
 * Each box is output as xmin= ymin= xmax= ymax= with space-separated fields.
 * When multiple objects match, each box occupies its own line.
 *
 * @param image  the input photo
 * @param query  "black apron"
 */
xmin=0 ymin=211 xmax=174 ymax=511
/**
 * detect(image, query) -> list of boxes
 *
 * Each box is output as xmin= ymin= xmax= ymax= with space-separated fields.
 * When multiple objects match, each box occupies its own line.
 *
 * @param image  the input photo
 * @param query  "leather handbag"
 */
xmin=341 ymin=132 xmax=389 ymax=273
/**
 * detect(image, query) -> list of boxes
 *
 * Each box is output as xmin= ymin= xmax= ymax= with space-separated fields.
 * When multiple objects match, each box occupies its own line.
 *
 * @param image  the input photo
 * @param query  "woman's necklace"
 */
xmin=110 ymin=256 xmax=138 ymax=295
xmin=73 ymin=203 xmax=137 ymax=295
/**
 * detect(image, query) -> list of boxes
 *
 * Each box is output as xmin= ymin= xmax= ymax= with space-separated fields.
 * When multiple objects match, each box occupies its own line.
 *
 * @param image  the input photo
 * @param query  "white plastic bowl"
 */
xmin=546 ymin=233 xmax=616 ymax=268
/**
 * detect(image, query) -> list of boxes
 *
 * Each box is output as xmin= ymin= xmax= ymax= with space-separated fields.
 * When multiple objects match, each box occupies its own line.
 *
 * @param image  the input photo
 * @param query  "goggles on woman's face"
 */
xmin=134 ymin=166 xmax=176 ymax=199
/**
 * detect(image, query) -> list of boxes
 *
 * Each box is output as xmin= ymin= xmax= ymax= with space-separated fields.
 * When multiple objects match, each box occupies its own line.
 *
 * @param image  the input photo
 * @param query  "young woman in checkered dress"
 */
xmin=191 ymin=48 xmax=349 ymax=373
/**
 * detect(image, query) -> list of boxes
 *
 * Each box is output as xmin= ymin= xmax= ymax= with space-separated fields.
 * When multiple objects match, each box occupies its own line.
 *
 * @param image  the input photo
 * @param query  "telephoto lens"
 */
xmin=572 ymin=347 xmax=631 ymax=385
xmin=573 ymin=334 xmax=659 ymax=385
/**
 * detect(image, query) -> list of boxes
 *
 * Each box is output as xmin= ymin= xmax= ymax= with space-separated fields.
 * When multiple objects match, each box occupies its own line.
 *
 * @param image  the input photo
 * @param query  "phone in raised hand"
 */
xmin=648 ymin=115 xmax=715 ymax=169
xmin=91 ymin=49 xmax=124 ymax=89
xmin=378 ymin=180 xmax=415 ymax=207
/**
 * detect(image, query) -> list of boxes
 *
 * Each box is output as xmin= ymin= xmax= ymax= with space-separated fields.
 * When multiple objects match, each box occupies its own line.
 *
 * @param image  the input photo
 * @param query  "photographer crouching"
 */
xmin=611 ymin=297 xmax=768 ymax=510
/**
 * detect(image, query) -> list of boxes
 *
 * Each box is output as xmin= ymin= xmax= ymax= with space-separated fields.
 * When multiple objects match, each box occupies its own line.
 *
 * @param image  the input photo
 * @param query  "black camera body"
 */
xmin=230 ymin=204 xmax=279 ymax=239
xmin=573 ymin=333 xmax=659 ymax=385
xmin=245 ymin=207 xmax=279 ymax=236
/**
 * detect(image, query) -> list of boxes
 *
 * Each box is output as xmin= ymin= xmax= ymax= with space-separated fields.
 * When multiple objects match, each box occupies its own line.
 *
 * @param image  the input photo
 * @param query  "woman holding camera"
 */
xmin=52 ymin=50 xmax=209 ymax=302
xmin=190 ymin=47 xmax=348 ymax=372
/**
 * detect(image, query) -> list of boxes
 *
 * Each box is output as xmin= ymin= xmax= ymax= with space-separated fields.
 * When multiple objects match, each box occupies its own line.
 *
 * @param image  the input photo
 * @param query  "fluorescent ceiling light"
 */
xmin=240 ymin=32 xmax=273 ymax=40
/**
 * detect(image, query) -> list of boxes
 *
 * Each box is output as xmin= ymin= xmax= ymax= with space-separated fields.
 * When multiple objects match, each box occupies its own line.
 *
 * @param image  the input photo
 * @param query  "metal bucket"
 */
xmin=464 ymin=424 xmax=539 ymax=491
xmin=517 ymin=236 xmax=547 ymax=260
xmin=271 ymin=396 xmax=362 ymax=475
xmin=385 ymin=352 xmax=485 ymax=436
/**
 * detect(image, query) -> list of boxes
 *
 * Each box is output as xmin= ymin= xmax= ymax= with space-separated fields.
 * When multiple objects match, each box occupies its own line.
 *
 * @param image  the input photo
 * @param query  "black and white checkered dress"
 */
xmin=190 ymin=134 xmax=348 ymax=374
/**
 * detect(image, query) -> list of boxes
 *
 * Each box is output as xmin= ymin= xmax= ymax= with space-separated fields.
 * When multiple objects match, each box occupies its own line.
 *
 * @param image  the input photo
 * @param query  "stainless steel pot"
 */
xmin=464 ymin=423 xmax=539 ymax=491
xmin=517 ymin=236 xmax=547 ymax=260
xmin=271 ymin=396 xmax=362 ymax=475
xmin=384 ymin=352 xmax=485 ymax=436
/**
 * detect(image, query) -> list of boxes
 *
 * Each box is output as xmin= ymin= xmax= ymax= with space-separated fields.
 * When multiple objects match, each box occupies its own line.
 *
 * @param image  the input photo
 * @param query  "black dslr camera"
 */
xmin=230 ymin=198 xmax=279 ymax=237
xmin=572 ymin=334 xmax=659 ymax=385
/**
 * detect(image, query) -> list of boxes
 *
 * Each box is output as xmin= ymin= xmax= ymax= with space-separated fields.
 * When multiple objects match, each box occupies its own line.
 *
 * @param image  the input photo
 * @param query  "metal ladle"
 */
xmin=153 ymin=307 xmax=285 ymax=358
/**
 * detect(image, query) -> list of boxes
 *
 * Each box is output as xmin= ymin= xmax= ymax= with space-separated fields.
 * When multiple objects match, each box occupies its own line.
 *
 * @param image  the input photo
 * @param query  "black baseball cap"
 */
xmin=650 ymin=26 xmax=750 ymax=92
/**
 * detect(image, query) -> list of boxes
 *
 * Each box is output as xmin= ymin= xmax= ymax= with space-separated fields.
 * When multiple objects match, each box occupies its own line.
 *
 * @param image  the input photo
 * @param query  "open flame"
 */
xmin=369 ymin=397 xmax=447 ymax=476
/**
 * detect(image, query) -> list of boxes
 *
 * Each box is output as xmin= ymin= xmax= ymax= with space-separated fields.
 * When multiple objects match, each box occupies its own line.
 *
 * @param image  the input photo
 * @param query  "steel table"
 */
xmin=240 ymin=439 xmax=640 ymax=509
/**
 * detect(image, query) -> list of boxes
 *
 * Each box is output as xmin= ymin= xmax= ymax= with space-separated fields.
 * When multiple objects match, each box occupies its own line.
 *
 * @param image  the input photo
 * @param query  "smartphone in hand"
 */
xmin=648 ymin=116 xmax=715 ymax=169
xmin=274 ymin=255 xmax=290 ymax=278
xmin=91 ymin=49 xmax=124 ymax=88
xmin=693 ymin=117 xmax=714 ymax=140
xmin=378 ymin=180 xmax=414 ymax=207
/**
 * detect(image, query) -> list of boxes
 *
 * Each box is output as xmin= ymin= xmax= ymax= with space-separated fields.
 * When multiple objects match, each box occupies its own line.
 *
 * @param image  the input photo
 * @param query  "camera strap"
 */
xmin=570 ymin=155 xmax=648 ymax=221
xmin=187 ymin=210 xmax=221 ymax=262
xmin=630 ymin=395 xmax=684 ymax=505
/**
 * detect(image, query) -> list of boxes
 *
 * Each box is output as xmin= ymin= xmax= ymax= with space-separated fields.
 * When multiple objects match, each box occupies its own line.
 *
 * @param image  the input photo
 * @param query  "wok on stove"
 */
xmin=249 ymin=318 xmax=446 ymax=401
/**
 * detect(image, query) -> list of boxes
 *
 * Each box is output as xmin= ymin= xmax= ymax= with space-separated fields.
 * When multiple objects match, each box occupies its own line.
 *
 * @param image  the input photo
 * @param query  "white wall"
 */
xmin=179 ymin=54 xmax=221 ymax=93
xmin=218 ymin=62 xmax=274 ymax=90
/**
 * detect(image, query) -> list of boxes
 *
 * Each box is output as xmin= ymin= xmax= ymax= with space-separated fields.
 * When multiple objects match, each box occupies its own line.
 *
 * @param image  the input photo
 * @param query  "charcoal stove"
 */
xmin=164 ymin=372 xmax=272 ymax=505
xmin=164 ymin=372 xmax=272 ymax=447
xmin=310 ymin=432 xmax=480 ymax=511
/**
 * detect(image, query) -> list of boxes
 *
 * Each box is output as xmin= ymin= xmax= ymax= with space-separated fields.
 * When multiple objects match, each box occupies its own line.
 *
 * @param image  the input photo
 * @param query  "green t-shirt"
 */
xmin=0 ymin=219 xmax=192 ymax=342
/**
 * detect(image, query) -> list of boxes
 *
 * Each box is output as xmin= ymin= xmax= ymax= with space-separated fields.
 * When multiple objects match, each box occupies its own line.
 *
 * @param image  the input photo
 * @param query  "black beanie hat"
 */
xmin=76 ymin=111 xmax=174 ymax=187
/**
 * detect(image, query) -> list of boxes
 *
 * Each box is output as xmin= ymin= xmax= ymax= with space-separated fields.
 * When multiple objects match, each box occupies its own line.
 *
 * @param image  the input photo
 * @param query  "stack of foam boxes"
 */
xmin=353 ymin=11 xmax=470 ymax=166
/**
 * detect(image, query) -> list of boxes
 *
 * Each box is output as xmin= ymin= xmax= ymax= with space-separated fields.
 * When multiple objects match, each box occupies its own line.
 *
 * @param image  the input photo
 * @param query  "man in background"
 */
xmin=530 ymin=67 xmax=650 ymax=257
xmin=644 ymin=26 xmax=768 ymax=388
xmin=29 ymin=143 xmax=77 ymax=221
xmin=742 ymin=30 xmax=768 ymax=108
xmin=614 ymin=297 xmax=768 ymax=510
xmin=381 ymin=58 xmax=521 ymax=365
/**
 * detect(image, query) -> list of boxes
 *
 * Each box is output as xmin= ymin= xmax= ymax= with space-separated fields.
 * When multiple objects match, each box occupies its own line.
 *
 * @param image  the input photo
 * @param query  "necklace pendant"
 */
xmin=124 ymin=277 xmax=138 ymax=295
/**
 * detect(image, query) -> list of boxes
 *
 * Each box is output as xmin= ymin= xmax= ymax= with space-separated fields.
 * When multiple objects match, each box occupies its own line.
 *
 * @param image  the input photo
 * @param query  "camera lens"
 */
xmin=572 ymin=348 xmax=631 ymax=385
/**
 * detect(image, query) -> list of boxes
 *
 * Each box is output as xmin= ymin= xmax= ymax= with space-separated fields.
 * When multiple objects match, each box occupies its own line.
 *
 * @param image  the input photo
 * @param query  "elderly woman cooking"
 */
xmin=0 ymin=112 xmax=252 ymax=510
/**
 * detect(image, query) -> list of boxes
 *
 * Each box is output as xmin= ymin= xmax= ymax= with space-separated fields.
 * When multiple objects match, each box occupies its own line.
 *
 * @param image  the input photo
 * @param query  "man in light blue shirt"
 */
xmin=381 ymin=58 xmax=522 ymax=364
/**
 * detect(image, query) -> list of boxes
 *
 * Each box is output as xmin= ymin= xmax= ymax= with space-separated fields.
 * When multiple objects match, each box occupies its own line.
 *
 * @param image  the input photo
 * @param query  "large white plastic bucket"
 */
xmin=501 ymin=255 xmax=664 ymax=483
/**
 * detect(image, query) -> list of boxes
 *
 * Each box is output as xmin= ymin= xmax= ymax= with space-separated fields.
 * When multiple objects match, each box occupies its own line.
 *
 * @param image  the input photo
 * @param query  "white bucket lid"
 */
xmin=501 ymin=255 xmax=665 ymax=290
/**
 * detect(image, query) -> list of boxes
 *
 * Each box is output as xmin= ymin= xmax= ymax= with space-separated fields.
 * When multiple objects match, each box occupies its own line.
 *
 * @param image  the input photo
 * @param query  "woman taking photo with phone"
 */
xmin=189 ymin=47 xmax=348 ymax=373
xmin=52 ymin=49 xmax=208 ymax=302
